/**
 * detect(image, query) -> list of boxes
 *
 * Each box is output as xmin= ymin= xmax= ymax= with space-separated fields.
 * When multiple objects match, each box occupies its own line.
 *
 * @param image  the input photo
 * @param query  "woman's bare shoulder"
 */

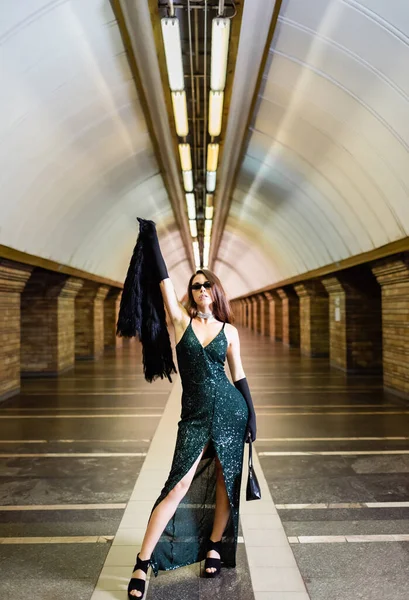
xmin=224 ymin=322 xmax=239 ymax=344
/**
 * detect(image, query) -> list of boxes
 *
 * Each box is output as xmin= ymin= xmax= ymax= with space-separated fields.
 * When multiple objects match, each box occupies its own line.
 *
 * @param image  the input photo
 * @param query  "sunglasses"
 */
xmin=191 ymin=281 xmax=212 ymax=290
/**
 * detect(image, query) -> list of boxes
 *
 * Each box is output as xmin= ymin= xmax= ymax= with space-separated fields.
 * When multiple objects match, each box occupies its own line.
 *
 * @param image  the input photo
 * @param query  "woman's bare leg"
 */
xmin=206 ymin=457 xmax=230 ymax=574
xmin=129 ymin=442 xmax=209 ymax=598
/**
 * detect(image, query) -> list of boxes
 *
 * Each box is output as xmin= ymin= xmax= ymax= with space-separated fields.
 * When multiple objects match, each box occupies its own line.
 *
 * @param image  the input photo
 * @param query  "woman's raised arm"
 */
xmin=138 ymin=218 xmax=188 ymax=325
xmin=159 ymin=278 xmax=188 ymax=324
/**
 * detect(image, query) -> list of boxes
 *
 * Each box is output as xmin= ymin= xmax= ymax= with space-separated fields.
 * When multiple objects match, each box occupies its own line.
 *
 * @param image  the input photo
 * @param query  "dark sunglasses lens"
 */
xmin=191 ymin=282 xmax=211 ymax=290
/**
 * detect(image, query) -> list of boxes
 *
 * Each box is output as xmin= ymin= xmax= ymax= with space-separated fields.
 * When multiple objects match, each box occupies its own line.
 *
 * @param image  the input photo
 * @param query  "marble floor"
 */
xmin=0 ymin=328 xmax=408 ymax=600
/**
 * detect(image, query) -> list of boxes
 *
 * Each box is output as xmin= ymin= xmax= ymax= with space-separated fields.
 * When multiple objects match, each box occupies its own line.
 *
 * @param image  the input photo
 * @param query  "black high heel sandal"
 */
xmin=204 ymin=538 xmax=222 ymax=578
xmin=127 ymin=552 xmax=151 ymax=599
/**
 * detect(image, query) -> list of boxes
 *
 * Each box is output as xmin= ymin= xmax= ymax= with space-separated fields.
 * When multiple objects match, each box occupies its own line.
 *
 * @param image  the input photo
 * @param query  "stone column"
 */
xmin=250 ymin=297 xmax=258 ymax=331
xmin=294 ymin=281 xmax=329 ymax=357
xmin=256 ymin=293 xmax=267 ymax=334
xmin=0 ymin=260 xmax=32 ymax=400
xmin=322 ymin=271 xmax=382 ymax=373
xmin=240 ymin=298 xmax=247 ymax=327
xmin=264 ymin=291 xmax=282 ymax=340
xmin=372 ymin=256 xmax=409 ymax=398
xmin=277 ymin=287 xmax=300 ymax=347
xmin=244 ymin=298 xmax=252 ymax=328
xmin=260 ymin=292 xmax=271 ymax=336
xmin=21 ymin=269 xmax=83 ymax=376
xmin=234 ymin=300 xmax=243 ymax=326
xmin=75 ymin=281 xmax=110 ymax=359
xmin=104 ymin=288 xmax=123 ymax=348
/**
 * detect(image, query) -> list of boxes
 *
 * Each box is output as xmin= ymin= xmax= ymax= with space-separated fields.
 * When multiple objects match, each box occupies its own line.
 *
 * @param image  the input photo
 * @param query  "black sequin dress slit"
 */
xmin=148 ymin=317 xmax=248 ymax=576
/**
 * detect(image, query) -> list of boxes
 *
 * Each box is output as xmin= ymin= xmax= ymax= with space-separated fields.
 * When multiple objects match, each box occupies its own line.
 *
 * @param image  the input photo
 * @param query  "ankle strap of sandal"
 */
xmin=208 ymin=538 xmax=222 ymax=552
xmin=135 ymin=552 xmax=151 ymax=573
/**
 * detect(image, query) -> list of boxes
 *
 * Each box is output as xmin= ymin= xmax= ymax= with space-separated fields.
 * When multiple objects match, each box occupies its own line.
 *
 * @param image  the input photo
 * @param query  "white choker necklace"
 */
xmin=197 ymin=310 xmax=213 ymax=319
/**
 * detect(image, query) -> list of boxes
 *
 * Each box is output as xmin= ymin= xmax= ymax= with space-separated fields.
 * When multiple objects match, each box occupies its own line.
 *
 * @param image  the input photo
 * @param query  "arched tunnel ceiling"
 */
xmin=1 ymin=1 xmax=409 ymax=301
xmin=0 ymin=0 xmax=191 ymax=296
xmin=215 ymin=0 xmax=409 ymax=297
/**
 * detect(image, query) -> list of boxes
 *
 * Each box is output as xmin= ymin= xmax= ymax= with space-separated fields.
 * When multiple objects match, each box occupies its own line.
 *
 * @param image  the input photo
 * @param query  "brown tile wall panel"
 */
xmin=322 ymin=272 xmax=382 ymax=373
xmin=373 ymin=256 xmax=409 ymax=398
xmin=265 ymin=291 xmax=282 ymax=341
xmin=0 ymin=260 xmax=32 ymax=400
xmin=257 ymin=294 xmax=267 ymax=335
xmin=57 ymin=278 xmax=83 ymax=371
xmin=251 ymin=297 xmax=258 ymax=331
xmin=21 ymin=271 xmax=83 ymax=375
xmin=104 ymin=289 xmax=122 ymax=348
xmin=244 ymin=298 xmax=251 ymax=328
xmin=294 ymin=281 xmax=329 ymax=357
xmin=261 ymin=292 xmax=271 ymax=336
xmin=277 ymin=288 xmax=300 ymax=347
xmin=75 ymin=282 xmax=110 ymax=360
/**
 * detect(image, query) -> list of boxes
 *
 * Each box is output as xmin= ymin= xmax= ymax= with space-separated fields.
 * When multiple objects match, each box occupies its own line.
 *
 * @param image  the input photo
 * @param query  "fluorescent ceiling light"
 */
xmin=161 ymin=18 xmax=184 ymax=91
xmin=193 ymin=240 xmax=200 ymax=268
xmin=209 ymin=91 xmax=224 ymax=137
xmin=205 ymin=206 xmax=214 ymax=220
xmin=211 ymin=18 xmax=231 ymax=91
xmin=204 ymin=219 xmax=213 ymax=237
xmin=206 ymin=170 xmax=217 ymax=192
xmin=182 ymin=170 xmax=193 ymax=192
xmin=172 ymin=91 xmax=189 ymax=137
xmin=203 ymin=241 xmax=210 ymax=268
xmin=207 ymin=143 xmax=219 ymax=172
xmin=179 ymin=144 xmax=192 ymax=171
xmin=189 ymin=219 xmax=197 ymax=238
xmin=186 ymin=193 xmax=196 ymax=220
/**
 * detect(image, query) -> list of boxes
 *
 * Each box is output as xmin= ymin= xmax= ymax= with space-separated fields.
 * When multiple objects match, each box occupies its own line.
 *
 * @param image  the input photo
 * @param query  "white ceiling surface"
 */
xmin=218 ymin=0 xmax=409 ymax=296
xmin=0 ymin=0 xmax=190 ymax=294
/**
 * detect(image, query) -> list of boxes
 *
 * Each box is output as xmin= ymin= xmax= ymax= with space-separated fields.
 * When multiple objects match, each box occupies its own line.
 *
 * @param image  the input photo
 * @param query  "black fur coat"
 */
xmin=116 ymin=219 xmax=177 ymax=383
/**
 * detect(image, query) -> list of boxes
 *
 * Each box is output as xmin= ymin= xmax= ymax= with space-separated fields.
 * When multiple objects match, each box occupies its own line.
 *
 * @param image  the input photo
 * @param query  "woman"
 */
xmin=127 ymin=220 xmax=257 ymax=599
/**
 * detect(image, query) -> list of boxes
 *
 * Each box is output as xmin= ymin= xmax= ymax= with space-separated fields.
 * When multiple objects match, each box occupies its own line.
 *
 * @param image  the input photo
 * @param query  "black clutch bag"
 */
xmin=246 ymin=432 xmax=261 ymax=501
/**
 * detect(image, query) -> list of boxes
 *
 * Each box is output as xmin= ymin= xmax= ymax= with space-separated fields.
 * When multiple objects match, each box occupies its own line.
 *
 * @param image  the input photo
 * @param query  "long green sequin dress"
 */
xmin=148 ymin=317 xmax=249 ymax=576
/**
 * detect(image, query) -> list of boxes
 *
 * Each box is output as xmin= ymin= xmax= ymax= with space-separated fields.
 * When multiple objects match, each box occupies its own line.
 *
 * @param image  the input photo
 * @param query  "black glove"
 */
xmin=137 ymin=218 xmax=168 ymax=283
xmin=234 ymin=377 xmax=256 ymax=443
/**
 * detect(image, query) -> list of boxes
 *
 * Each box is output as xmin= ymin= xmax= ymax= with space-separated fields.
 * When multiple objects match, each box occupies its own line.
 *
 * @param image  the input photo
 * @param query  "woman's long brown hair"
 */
xmin=186 ymin=269 xmax=235 ymax=324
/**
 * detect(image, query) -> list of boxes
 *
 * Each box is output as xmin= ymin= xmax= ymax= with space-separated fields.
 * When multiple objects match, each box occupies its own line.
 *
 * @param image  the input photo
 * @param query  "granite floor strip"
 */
xmin=0 ymin=414 xmax=162 ymax=419
xmin=256 ymin=411 xmax=409 ymax=416
xmin=0 ymin=504 xmax=126 ymax=511
xmin=276 ymin=502 xmax=409 ymax=509
xmin=0 ymin=439 xmax=151 ymax=443
xmin=0 ymin=536 xmax=114 ymax=544
xmin=0 ymin=453 xmax=148 ymax=457
xmin=289 ymin=535 xmax=409 ymax=544
xmin=257 ymin=437 xmax=409 ymax=441
xmin=259 ymin=451 xmax=409 ymax=456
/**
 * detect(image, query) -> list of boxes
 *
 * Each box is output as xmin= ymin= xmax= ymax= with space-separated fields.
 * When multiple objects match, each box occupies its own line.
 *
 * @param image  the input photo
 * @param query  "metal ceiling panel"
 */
xmin=219 ymin=0 xmax=409 ymax=292
xmin=0 ymin=0 xmax=191 ymax=295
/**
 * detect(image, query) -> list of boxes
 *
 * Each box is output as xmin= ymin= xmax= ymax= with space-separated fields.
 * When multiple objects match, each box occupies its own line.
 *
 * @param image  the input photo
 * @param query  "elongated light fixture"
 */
xmin=179 ymin=143 xmax=192 ymax=171
xmin=211 ymin=18 xmax=231 ymax=91
xmin=193 ymin=240 xmax=200 ymax=268
xmin=186 ymin=193 xmax=196 ymax=220
xmin=161 ymin=18 xmax=184 ymax=91
xmin=204 ymin=219 xmax=213 ymax=238
xmin=203 ymin=241 xmax=210 ymax=268
xmin=206 ymin=170 xmax=217 ymax=192
xmin=189 ymin=219 xmax=198 ymax=238
xmin=205 ymin=194 xmax=214 ymax=219
xmin=207 ymin=143 xmax=219 ymax=172
xmin=182 ymin=170 xmax=193 ymax=192
xmin=172 ymin=91 xmax=188 ymax=137
xmin=209 ymin=91 xmax=224 ymax=137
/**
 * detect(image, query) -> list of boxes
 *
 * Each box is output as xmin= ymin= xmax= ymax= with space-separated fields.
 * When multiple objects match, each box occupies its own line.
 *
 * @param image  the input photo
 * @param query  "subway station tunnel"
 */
xmin=1 ymin=0 xmax=409 ymax=599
